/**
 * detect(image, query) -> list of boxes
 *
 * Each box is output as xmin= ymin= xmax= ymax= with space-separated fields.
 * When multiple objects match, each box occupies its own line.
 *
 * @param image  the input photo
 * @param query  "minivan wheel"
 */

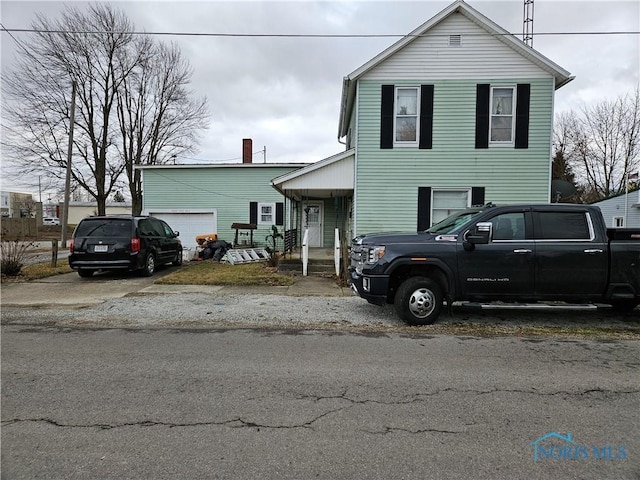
xmin=141 ymin=253 xmax=156 ymax=277
xmin=77 ymin=269 xmax=94 ymax=278
xmin=172 ymin=248 xmax=183 ymax=266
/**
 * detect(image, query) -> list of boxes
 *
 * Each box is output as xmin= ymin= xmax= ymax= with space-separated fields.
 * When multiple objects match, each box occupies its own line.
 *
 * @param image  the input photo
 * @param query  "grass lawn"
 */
xmin=155 ymin=261 xmax=295 ymax=286
xmin=2 ymin=259 xmax=73 ymax=282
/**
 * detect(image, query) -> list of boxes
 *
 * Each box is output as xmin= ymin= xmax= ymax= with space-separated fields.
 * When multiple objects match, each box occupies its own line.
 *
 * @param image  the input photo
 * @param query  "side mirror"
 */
xmin=174 ymin=231 xmax=180 ymax=238
xmin=466 ymin=222 xmax=492 ymax=246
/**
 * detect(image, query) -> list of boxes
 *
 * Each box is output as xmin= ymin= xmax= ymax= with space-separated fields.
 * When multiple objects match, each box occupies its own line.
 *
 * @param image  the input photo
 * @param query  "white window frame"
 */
xmin=489 ymin=86 xmax=516 ymax=146
xmin=258 ymin=202 xmax=276 ymax=226
xmin=613 ymin=216 xmax=624 ymax=227
xmin=431 ymin=188 xmax=472 ymax=226
xmin=394 ymin=86 xmax=420 ymax=146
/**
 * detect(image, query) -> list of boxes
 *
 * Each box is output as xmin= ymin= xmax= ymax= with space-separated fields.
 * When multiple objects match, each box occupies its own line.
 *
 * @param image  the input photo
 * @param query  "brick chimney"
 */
xmin=242 ymin=138 xmax=252 ymax=164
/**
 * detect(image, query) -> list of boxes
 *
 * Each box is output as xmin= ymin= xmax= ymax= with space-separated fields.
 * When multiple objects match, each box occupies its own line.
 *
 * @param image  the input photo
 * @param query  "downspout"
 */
xmin=548 ymin=80 xmax=555 ymax=203
xmin=352 ymin=81 xmax=360 ymax=237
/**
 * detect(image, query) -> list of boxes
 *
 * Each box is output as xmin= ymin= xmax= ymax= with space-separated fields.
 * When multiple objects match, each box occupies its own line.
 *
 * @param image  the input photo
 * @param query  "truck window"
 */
xmin=427 ymin=209 xmax=484 ymax=234
xmin=489 ymin=213 xmax=526 ymax=240
xmin=537 ymin=212 xmax=591 ymax=240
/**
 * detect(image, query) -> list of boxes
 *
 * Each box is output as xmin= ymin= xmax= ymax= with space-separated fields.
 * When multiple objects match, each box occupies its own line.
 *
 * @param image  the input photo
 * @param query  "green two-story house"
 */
xmin=273 ymin=0 xmax=573 ymax=246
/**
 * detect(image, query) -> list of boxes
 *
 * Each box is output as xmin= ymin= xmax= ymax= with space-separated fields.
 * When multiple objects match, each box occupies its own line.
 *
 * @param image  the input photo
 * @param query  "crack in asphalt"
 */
xmin=1 ymin=408 xmax=348 ymax=432
xmin=294 ymin=387 xmax=640 ymax=406
xmin=366 ymin=426 xmax=463 ymax=435
xmin=3 ymin=388 xmax=637 ymax=433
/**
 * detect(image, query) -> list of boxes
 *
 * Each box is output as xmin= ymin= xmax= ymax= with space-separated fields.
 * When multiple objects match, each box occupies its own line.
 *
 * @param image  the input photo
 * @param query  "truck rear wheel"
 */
xmin=394 ymin=276 xmax=443 ymax=325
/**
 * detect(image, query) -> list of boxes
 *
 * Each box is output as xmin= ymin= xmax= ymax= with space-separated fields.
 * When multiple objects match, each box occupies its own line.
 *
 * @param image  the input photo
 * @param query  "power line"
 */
xmin=2 ymin=27 xmax=639 ymax=38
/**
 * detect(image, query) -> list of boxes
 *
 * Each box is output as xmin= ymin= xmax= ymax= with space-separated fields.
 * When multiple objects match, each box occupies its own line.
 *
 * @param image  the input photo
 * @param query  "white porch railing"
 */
xmin=302 ymin=228 xmax=309 ymax=276
xmin=334 ymin=228 xmax=340 ymax=276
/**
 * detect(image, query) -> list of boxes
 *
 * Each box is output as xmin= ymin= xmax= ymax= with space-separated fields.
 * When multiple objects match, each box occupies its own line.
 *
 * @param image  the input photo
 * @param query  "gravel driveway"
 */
xmin=2 ymin=288 xmax=638 ymax=337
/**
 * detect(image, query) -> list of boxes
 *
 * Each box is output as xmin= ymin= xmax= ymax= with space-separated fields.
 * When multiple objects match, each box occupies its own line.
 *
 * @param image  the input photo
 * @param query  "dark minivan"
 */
xmin=69 ymin=215 xmax=182 ymax=278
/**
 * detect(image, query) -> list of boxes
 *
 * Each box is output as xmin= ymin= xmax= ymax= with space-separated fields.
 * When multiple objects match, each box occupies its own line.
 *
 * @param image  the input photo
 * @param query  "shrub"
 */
xmin=1 ymin=237 xmax=36 ymax=276
xmin=267 ymin=252 xmax=281 ymax=268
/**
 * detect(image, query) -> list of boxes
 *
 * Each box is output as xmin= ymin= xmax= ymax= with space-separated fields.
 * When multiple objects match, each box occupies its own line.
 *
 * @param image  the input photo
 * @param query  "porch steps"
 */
xmin=223 ymin=248 xmax=270 ymax=264
xmin=279 ymin=258 xmax=336 ymax=276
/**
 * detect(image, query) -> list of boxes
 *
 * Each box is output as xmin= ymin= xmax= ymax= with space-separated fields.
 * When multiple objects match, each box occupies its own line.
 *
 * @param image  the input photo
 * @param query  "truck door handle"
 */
xmin=513 ymin=249 xmax=532 ymax=254
xmin=584 ymin=249 xmax=603 ymax=254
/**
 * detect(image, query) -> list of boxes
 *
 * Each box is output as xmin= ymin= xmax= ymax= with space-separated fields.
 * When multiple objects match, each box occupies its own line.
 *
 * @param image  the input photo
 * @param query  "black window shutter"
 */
xmin=471 ymin=187 xmax=485 ymax=206
xmin=380 ymin=85 xmax=395 ymax=149
xmin=419 ymin=85 xmax=434 ymax=149
xmin=249 ymin=202 xmax=258 ymax=225
xmin=515 ymin=84 xmax=530 ymax=149
xmin=475 ymin=84 xmax=490 ymax=149
xmin=417 ymin=187 xmax=432 ymax=231
xmin=275 ymin=202 xmax=284 ymax=226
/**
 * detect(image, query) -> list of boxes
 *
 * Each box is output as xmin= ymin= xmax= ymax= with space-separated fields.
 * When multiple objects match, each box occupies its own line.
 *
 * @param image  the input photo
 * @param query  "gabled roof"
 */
xmin=271 ymin=149 xmax=355 ymax=199
xmin=338 ymin=0 xmax=574 ymax=138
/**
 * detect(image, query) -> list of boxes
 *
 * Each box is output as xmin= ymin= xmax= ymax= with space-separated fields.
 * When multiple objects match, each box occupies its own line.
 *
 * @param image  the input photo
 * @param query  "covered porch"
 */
xmin=271 ymin=149 xmax=354 ymax=277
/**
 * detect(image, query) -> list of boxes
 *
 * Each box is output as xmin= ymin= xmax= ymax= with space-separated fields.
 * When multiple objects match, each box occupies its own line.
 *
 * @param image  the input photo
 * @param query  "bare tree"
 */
xmin=116 ymin=42 xmax=209 ymax=214
xmin=552 ymin=111 xmax=584 ymax=202
xmin=554 ymin=89 xmax=640 ymax=202
xmin=2 ymin=5 xmax=142 ymax=214
xmin=2 ymin=4 xmax=209 ymax=215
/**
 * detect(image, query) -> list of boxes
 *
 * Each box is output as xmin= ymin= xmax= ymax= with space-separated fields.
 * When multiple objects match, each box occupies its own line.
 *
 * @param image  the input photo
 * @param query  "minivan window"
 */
xmin=138 ymin=218 xmax=158 ymax=236
xmin=159 ymin=220 xmax=175 ymax=237
xmin=75 ymin=219 xmax=131 ymax=237
xmin=149 ymin=218 xmax=168 ymax=237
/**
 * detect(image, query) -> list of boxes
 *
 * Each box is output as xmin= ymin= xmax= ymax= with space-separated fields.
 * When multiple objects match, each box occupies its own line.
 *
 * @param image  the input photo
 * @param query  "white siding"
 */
xmin=593 ymin=192 xmax=640 ymax=228
xmin=361 ymin=12 xmax=551 ymax=81
xmin=280 ymin=155 xmax=354 ymax=190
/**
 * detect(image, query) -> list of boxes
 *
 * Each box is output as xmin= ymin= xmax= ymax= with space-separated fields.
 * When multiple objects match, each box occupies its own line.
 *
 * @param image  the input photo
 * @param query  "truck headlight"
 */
xmin=368 ymin=246 xmax=386 ymax=263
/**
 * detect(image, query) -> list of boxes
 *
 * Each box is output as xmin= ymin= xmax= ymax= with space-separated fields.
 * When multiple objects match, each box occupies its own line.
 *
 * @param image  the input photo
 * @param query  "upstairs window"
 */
xmin=395 ymin=87 xmax=419 ymax=143
xmin=381 ymin=85 xmax=434 ymax=149
xmin=490 ymin=87 xmax=516 ymax=144
xmin=476 ymin=84 xmax=530 ymax=149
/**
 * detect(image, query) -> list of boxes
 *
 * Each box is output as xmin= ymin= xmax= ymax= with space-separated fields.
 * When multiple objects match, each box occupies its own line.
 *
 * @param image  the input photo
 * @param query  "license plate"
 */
xmin=94 ymin=245 xmax=109 ymax=253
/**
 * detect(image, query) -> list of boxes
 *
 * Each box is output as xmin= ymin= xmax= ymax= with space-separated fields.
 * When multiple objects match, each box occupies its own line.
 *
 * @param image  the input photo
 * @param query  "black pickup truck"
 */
xmin=350 ymin=204 xmax=640 ymax=325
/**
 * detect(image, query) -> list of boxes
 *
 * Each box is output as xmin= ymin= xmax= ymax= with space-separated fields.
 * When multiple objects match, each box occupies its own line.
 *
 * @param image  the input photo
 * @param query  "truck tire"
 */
xmin=394 ymin=276 xmax=443 ymax=325
xmin=77 ymin=269 xmax=94 ymax=278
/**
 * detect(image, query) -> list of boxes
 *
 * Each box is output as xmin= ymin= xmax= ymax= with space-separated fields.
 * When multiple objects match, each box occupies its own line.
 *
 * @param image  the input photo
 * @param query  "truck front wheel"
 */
xmin=394 ymin=276 xmax=443 ymax=325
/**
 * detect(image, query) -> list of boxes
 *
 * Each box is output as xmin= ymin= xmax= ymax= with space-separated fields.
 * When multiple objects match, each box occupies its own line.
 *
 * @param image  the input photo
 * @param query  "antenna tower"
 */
xmin=523 ymin=0 xmax=534 ymax=47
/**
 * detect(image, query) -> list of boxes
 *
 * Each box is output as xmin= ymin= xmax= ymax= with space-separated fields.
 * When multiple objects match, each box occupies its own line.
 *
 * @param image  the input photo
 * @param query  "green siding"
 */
xmin=354 ymin=78 xmax=555 ymax=234
xmin=142 ymin=166 xmax=298 ymax=247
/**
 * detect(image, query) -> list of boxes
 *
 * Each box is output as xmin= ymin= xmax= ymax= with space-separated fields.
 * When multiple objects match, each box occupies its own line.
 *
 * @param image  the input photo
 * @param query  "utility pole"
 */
xmin=61 ymin=80 xmax=76 ymax=247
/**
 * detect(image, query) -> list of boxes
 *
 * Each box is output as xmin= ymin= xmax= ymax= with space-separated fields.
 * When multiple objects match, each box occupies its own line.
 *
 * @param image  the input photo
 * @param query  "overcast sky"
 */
xmin=1 ymin=0 xmax=639 ymax=198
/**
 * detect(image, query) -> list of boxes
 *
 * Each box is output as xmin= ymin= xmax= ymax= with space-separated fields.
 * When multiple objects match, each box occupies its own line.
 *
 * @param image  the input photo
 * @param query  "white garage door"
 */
xmin=150 ymin=212 xmax=217 ymax=249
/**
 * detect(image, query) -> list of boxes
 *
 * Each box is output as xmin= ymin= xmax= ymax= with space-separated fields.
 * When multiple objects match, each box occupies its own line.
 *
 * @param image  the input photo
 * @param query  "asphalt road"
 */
xmin=2 ymin=271 xmax=639 ymax=478
xmin=2 ymin=326 xmax=639 ymax=479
